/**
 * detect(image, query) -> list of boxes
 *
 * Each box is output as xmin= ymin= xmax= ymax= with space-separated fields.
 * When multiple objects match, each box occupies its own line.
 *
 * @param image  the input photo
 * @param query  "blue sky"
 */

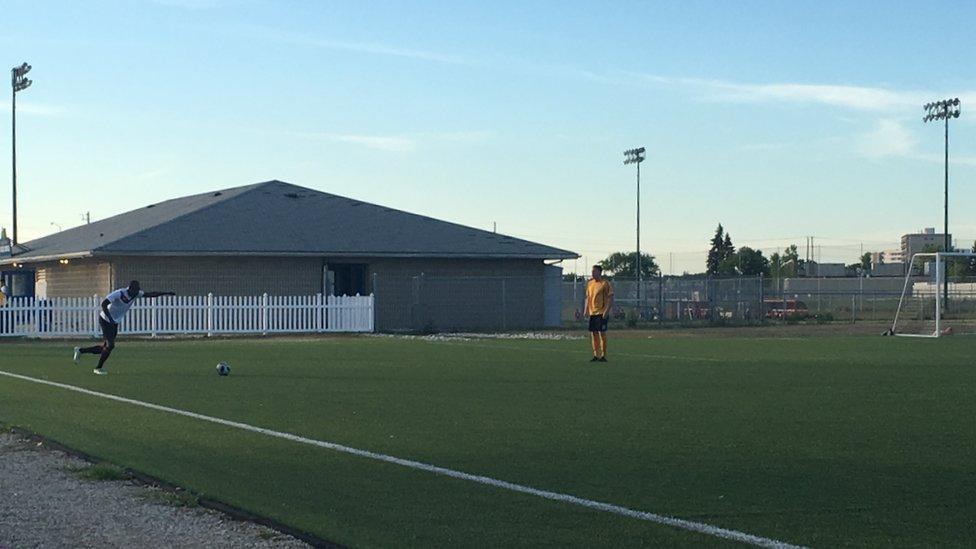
xmin=2 ymin=0 xmax=974 ymax=273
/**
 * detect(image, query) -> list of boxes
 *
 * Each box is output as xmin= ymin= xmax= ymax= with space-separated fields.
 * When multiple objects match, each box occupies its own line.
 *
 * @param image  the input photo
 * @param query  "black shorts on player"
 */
xmin=588 ymin=314 xmax=609 ymax=333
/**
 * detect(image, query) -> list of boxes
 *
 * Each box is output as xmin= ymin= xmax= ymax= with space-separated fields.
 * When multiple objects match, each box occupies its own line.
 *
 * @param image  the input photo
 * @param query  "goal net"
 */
xmin=888 ymin=252 xmax=976 ymax=337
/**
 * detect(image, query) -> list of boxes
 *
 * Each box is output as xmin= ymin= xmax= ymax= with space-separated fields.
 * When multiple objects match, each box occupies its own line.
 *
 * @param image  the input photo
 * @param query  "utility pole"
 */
xmin=923 ymin=98 xmax=961 ymax=308
xmin=11 ymin=62 xmax=33 ymax=247
xmin=623 ymin=146 xmax=646 ymax=308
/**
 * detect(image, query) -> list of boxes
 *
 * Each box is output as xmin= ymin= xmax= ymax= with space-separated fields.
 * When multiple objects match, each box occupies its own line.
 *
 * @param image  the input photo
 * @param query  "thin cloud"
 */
xmin=857 ymin=119 xmax=917 ymax=158
xmin=231 ymin=24 xmax=474 ymax=65
xmin=286 ymin=129 xmax=490 ymax=152
xmin=147 ymin=0 xmax=225 ymax=9
xmin=622 ymin=72 xmax=975 ymax=113
xmin=0 ymin=101 xmax=65 ymax=116
xmin=334 ymin=134 xmax=416 ymax=152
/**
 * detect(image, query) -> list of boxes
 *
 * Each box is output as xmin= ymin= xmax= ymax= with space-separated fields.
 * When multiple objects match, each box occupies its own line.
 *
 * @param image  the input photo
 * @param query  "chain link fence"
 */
xmin=365 ymin=272 xmax=976 ymax=333
xmin=563 ymin=275 xmax=976 ymax=327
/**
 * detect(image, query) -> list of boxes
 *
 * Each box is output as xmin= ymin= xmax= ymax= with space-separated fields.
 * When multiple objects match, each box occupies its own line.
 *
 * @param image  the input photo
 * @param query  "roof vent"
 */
xmin=284 ymin=193 xmax=303 ymax=199
xmin=146 ymin=204 xmax=155 ymax=208
xmin=213 ymin=192 xmax=223 ymax=197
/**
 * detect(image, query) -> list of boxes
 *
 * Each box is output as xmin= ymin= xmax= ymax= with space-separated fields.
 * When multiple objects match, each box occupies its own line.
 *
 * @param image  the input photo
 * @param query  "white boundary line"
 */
xmin=0 ymin=369 xmax=805 ymax=549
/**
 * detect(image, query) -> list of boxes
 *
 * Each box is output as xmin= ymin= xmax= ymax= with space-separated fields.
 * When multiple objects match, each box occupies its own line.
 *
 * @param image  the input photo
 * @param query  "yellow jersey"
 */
xmin=586 ymin=278 xmax=613 ymax=316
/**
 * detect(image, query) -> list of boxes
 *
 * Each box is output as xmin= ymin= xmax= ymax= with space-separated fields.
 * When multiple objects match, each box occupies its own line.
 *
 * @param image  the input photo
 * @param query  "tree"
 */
xmin=706 ymin=224 xmax=725 ymax=275
xmin=769 ymin=252 xmax=782 ymax=277
xmin=947 ymin=240 xmax=976 ymax=278
xmin=780 ymin=244 xmax=802 ymax=277
xmin=599 ymin=251 xmax=660 ymax=279
xmin=860 ymin=252 xmax=872 ymax=272
xmin=735 ymin=247 xmax=770 ymax=276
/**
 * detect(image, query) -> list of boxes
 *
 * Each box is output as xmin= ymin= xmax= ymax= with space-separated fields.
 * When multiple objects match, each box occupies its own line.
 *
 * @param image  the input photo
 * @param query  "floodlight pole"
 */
xmin=923 ymin=98 xmax=961 ymax=309
xmin=623 ymin=147 xmax=646 ymax=310
xmin=10 ymin=62 xmax=32 ymax=247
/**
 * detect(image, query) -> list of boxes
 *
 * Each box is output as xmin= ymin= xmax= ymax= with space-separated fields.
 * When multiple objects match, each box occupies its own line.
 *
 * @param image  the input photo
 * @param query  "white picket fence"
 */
xmin=0 ymin=294 xmax=373 ymax=338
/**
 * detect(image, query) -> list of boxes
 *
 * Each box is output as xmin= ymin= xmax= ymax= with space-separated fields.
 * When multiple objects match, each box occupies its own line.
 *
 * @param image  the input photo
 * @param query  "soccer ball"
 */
xmin=216 ymin=362 xmax=231 ymax=376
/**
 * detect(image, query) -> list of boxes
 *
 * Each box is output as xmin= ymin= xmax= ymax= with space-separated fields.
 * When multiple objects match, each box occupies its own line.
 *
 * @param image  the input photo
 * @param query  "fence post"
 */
xmin=206 ymin=293 xmax=214 ymax=337
xmin=758 ymin=274 xmax=764 ymax=322
xmin=262 ymin=293 xmax=268 ymax=335
xmin=92 ymin=295 xmax=99 ymax=337
xmin=151 ymin=297 xmax=158 ymax=338
xmin=32 ymin=297 xmax=41 ymax=336
xmin=501 ymin=278 xmax=507 ymax=331
xmin=316 ymin=293 xmax=323 ymax=332
xmin=372 ymin=273 xmax=378 ymax=333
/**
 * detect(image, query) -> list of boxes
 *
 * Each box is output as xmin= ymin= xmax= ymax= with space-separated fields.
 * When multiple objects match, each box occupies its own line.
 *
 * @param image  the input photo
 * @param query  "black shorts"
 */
xmin=99 ymin=317 xmax=119 ymax=345
xmin=588 ymin=314 xmax=609 ymax=333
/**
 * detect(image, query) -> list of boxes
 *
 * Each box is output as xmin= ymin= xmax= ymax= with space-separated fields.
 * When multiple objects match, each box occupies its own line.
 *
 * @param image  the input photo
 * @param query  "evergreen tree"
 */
xmin=706 ymin=224 xmax=725 ymax=275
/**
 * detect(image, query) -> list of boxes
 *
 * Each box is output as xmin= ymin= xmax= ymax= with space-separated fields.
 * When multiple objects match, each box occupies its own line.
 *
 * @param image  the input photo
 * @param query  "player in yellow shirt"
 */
xmin=584 ymin=264 xmax=614 ymax=362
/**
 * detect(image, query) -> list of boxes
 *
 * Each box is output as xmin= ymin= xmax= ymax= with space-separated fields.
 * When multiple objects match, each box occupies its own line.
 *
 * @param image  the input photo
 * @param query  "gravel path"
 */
xmin=0 ymin=432 xmax=310 ymax=549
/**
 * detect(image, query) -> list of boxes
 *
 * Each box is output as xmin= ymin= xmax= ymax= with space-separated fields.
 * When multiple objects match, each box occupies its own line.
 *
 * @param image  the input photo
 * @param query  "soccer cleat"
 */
xmin=590 ymin=357 xmax=600 ymax=362
xmin=92 ymin=368 xmax=107 ymax=376
xmin=73 ymin=347 xmax=80 ymax=364
xmin=598 ymin=357 xmax=608 ymax=363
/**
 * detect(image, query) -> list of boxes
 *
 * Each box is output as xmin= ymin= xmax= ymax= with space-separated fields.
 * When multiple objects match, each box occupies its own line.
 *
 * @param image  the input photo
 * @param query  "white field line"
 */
xmin=0 ymin=370 xmax=806 ymax=549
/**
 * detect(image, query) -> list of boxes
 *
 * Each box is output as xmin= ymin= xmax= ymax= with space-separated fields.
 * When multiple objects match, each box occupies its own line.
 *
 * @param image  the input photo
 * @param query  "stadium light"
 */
xmin=922 ymin=97 xmax=962 ymax=307
xmin=623 ymin=147 xmax=646 ymax=310
xmin=11 ymin=62 xmax=33 ymax=247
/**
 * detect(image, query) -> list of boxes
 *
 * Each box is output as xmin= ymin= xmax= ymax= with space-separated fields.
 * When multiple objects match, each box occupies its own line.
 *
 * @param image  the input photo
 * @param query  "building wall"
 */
xmin=34 ymin=254 xmax=554 ymax=332
xmin=901 ymin=233 xmax=951 ymax=263
xmin=359 ymin=257 xmax=548 ymax=332
xmin=36 ymin=260 xmax=112 ymax=298
xmin=109 ymin=256 xmax=323 ymax=296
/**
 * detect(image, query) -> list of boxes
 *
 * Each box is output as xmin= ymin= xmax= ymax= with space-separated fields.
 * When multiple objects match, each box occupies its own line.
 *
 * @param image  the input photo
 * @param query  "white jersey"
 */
xmin=100 ymin=288 xmax=144 ymax=323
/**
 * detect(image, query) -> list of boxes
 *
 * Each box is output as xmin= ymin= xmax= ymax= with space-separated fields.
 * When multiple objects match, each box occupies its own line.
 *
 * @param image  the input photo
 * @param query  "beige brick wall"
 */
xmin=110 ymin=256 xmax=322 ymax=296
xmin=33 ymin=254 xmax=551 ymax=331
xmin=36 ymin=260 xmax=112 ymax=298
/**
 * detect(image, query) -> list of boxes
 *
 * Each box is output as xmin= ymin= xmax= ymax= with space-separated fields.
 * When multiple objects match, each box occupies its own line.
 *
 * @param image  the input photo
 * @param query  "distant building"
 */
xmin=803 ymin=261 xmax=850 ymax=278
xmin=0 ymin=180 xmax=577 ymax=331
xmin=901 ymin=228 xmax=951 ymax=263
xmin=879 ymin=248 xmax=904 ymax=264
xmin=870 ymin=263 xmax=905 ymax=277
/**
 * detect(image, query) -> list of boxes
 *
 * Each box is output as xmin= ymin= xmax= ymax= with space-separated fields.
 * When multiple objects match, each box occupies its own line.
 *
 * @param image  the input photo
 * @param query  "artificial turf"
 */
xmin=0 ymin=333 xmax=973 ymax=547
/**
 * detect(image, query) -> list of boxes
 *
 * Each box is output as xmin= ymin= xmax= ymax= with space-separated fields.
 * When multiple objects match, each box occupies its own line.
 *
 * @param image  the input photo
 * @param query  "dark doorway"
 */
xmin=329 ymin=264 xmax=368 ymax=296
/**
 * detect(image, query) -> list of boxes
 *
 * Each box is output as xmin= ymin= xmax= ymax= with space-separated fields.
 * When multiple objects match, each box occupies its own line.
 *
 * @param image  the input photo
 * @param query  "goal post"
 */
xmin=888 ymin=251 xmax=976 ymax=337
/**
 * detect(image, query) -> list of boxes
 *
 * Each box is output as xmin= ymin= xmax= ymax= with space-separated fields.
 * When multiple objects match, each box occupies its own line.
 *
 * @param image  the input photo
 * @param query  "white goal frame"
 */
xmin=889 ymin=251 xmax=975 ymax=338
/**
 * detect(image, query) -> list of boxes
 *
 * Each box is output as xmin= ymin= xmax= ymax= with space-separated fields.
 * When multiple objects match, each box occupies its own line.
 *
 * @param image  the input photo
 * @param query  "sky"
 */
xmin=2 ymin=0 xmax=975 ymax=274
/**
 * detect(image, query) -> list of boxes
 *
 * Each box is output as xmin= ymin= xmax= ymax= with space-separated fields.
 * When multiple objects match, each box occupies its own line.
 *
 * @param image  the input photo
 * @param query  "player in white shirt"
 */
xmin=73 ymin=280 xmax=174 ymax=375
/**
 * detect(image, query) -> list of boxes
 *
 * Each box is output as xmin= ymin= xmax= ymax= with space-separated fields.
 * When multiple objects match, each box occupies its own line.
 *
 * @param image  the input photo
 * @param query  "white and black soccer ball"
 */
xmin=216 ymin=362 xmax=231 ymax=376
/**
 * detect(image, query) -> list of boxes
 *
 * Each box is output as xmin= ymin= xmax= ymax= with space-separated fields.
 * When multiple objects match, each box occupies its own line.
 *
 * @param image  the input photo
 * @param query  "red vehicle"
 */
xmin=764 ymin=299 xmax=808 ymax=319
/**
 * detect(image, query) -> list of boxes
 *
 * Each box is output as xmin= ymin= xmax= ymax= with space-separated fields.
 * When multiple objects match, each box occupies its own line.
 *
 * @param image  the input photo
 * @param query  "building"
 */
xmin=802 ymin=261 xmax=850 ymax=278
xmin=0 ymin=180 xmax=577 ymax=331
xmin=901 ymin=228 xmax=951 ymax=264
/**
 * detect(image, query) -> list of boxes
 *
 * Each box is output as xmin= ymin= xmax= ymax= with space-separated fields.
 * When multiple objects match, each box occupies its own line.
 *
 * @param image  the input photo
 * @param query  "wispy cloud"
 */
xmin=857 ymin=119 xmax=917 ymax=158
xmin=621 ymin=72 xmax=976 ymax=113
xmin=334 ymin=134 xmax=416 ymax=152
xmin=0 ymin=101 xmax=65 ymax=116
xmin=286 ymin=130 xmax=491 ymax=152
xmin=230 ymin=24 xmax=474 ymax=65
xmin=147 ymin=0 xmax=225 ymax=9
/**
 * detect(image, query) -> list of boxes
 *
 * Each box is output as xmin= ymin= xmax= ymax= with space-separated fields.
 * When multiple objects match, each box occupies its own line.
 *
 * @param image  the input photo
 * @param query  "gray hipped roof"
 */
xmin=3 ymin=180 xmax=577 ymax=263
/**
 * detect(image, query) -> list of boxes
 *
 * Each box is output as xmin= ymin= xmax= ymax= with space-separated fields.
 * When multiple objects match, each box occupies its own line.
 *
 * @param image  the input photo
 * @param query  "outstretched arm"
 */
xmin=142 ymin=291 xmax=176 ymax=298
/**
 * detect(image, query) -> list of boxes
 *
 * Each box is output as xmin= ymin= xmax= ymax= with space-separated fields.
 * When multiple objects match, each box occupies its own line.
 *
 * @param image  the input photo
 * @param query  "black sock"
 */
xmin=96 ymin=347 xmax=113 ymax=369
xmin=80 ymin=346 xmax=103 ymax=354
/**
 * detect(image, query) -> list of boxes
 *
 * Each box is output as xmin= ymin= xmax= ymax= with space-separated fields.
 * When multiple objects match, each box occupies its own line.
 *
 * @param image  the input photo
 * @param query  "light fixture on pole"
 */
xmin=922 ymin=97 xmax=961 ymax=307
xmin=623 ymin=146 xmax=646 ymax=310
xmin=11 ymin=62 xmax=33 ymax=247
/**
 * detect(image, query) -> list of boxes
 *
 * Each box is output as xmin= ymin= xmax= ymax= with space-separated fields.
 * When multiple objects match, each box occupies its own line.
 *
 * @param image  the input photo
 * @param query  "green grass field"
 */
xmin=1 ymin=333 xmax=974 ymax=547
